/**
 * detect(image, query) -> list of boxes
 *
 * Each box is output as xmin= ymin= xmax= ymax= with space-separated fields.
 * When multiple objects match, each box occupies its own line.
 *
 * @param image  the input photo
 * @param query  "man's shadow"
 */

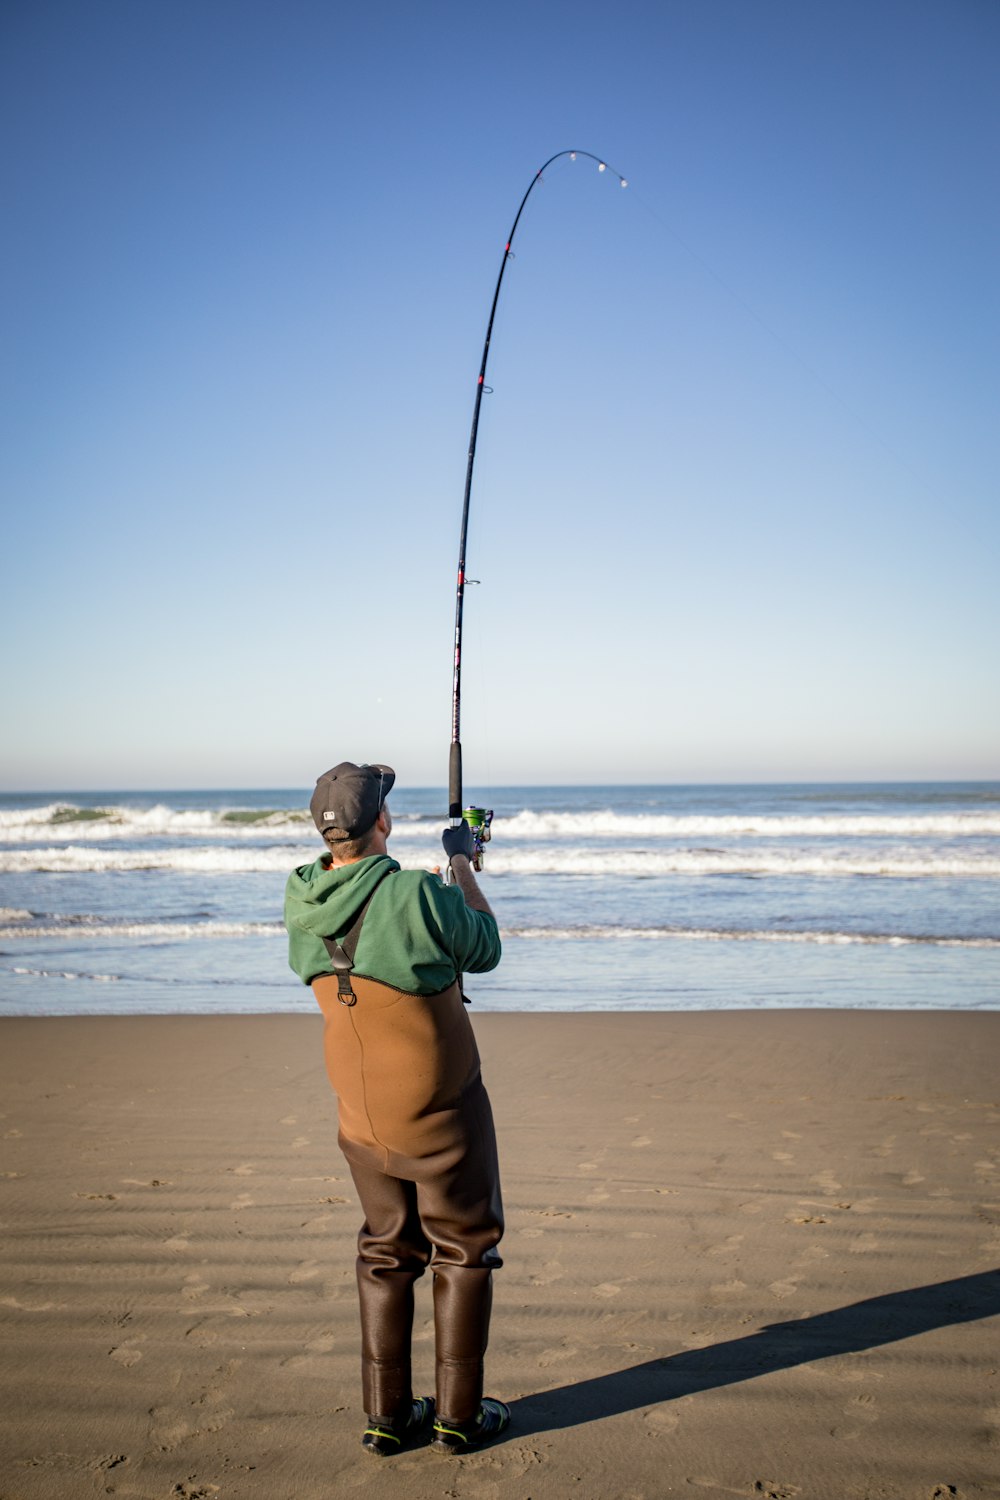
xmin=505 ymin=1269 xmax=1000 ymax=1438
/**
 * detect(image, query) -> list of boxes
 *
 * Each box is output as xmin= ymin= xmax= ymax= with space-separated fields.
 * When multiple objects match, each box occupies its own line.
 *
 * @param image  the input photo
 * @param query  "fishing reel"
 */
xmin=462 ymin=806 xmax=493 ymax=872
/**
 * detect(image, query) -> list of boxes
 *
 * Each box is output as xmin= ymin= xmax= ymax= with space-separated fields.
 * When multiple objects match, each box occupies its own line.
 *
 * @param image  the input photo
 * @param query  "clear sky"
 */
xmin=2 ymin=0 xmax=997 ymax=791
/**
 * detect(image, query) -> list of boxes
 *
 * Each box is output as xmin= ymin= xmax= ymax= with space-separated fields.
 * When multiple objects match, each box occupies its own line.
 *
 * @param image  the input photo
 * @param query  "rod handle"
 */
xmin=448 ymin=742 xmax=463 ymax=821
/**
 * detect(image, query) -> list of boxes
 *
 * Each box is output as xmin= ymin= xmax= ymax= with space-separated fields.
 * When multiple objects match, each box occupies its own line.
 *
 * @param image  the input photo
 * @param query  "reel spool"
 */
xmin=462 ymin=806 xmax=493 ymax=872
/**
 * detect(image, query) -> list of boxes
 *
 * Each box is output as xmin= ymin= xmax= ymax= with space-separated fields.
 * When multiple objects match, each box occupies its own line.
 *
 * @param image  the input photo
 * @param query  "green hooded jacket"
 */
xmin=284 ymin=852 xmax=501 ymax=995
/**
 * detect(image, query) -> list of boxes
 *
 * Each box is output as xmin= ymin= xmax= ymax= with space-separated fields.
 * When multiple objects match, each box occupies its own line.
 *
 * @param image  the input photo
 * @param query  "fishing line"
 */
xmin=448 ymin=150 xmax=627 ymax=871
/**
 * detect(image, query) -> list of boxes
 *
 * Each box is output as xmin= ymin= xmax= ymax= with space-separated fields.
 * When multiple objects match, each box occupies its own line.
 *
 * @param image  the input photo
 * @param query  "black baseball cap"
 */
xmin=310 ymin=762 xmax=395 ymax=842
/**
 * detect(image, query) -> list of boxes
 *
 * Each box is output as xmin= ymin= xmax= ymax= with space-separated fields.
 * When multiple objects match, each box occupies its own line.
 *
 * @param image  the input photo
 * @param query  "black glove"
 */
xmin=442 ymin=822 xmax=475 ymax=862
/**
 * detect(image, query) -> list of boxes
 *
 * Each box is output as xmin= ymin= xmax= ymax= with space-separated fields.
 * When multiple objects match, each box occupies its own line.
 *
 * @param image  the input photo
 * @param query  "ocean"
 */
xmin=1 ymin=783 xmax=998 ymax=1015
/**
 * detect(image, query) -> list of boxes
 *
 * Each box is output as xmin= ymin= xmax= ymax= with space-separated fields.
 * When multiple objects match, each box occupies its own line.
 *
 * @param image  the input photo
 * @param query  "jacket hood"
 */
xmin=284 ymin=853 xmax=400 ymax=940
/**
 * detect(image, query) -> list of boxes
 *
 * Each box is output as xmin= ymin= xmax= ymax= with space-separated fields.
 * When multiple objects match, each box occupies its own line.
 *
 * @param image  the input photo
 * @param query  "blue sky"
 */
xmin=2 ymin=0 xmax=997 ymax=791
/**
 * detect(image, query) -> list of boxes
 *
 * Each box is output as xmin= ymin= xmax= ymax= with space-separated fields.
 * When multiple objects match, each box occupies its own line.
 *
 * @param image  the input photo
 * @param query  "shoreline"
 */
xmin=2 ymin=1010 xmax=998 ymax=1497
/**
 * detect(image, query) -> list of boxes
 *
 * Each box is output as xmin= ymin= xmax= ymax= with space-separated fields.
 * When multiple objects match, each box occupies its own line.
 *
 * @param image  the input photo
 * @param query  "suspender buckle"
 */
xmin=321 ymin=866 xmax=395 ymax=1008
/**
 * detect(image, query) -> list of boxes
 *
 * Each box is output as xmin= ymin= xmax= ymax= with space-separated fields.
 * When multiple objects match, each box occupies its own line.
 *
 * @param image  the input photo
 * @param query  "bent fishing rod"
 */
xmin=448 ymin=150 xmax=628 ymax=870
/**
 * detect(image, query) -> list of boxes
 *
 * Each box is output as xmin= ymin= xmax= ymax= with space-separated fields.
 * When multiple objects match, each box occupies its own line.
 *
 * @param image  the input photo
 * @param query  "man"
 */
xmin=284 ymin=761 xmax=509 ymax=1456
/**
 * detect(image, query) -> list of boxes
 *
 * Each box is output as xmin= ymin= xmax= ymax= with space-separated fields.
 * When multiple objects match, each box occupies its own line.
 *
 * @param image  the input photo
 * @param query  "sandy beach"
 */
xmin=1 ymin=1009 xmax=998 ymax=1500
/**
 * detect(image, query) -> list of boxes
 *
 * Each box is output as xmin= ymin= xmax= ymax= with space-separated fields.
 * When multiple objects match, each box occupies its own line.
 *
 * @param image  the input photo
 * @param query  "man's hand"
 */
xmin=442 ymin=823 xmax=494 ymax=917
xmin=442 ymin=822 xmax=475 ymax=863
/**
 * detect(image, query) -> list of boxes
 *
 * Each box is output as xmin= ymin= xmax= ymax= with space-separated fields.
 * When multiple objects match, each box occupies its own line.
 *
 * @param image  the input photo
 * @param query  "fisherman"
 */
xmin=283 ymin=761 xmax=510 ymax=1456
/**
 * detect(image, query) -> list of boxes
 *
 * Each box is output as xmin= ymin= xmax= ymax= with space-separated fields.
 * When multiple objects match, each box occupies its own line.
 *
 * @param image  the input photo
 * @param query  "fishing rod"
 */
xmin=448 ymin=150 xmax=628 ymax=871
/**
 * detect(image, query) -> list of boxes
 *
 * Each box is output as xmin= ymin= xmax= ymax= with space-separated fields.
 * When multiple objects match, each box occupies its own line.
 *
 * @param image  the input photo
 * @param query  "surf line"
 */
xmin=447 ymin=150 xmax=628 ymax=872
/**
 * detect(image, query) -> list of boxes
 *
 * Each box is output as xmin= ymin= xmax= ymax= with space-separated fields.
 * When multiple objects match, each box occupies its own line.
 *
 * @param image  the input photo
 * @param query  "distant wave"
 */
xmin=503 ymin=925 xmax=1000 ymax=949
xmin=0 ymin=803 xmax=312 ymax=841
xmin=495 ymin=809 xmax=1000 ymax=839
xmin=2 ymin=917 xmax=996 ymax=949
xmin=3 ymin=803 xmax=1000 ymax=843
xmin=2 ymin=845 xmax=998 ymax=878
xmin=10 ymin=966 xmax=121 ymax=982
xmin=0 ymin=919 xmax=283 ymax=939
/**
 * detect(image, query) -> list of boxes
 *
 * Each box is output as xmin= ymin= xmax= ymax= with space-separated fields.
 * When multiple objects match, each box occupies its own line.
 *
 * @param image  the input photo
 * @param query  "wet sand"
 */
xmin=1 ymin=1009 xmax=998 ymax=1499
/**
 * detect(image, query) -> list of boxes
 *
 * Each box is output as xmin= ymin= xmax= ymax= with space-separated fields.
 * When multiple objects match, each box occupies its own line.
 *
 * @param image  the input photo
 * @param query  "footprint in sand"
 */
xmin=706 ymin=1234 xmax=744 ymax=1259
xmin=184 ymin=1322 xmax=219 ymax=1348
xmin=768 ymin=1277 xmax=801 ymax=1300
xmin=108 ymin=1337 xmax=145 ymax=1367
xmin=164 ymin=1236 xmax=190 ymax=1252
xmin=229 ymin=1193 xmax=253 ymax=1211
xmin=772 ymin=1151 xmax=795 ymax=1163
xmin=279 ymin=1115 xmax=297 ymax=1126
xmin=631 ymin=1135 xmax=652 ymax=1148
xmin=96 ymin=1455 xmax=128 ymax=1474
xmin=643 ymin=1404 xmax=680 ymax=1435
xmin=592 ymin=1282 xmax=624 ymax=1298
xmin=281 ymin=1332 xmax=337 ymax=1369
xmin=845 ymin=1392 xmax=878 ymax=1423
xmin=229 ymin=1163 xmax=255 ymax=1177
xmin=537 ymin=1344 xmax=578 ymax=1367
xmin=288 ymin=1261 xmax=321 ymax=1283
xmin=148 ymin=1408 xmax=191 ymax=1452
xmin=291 ymin=1135 xmax=311 ymax=1149
xmin=530 ymin=1260 xmax=565 ymax=1286
xmin=849 ymin=1233 xmax=881 ymax=1254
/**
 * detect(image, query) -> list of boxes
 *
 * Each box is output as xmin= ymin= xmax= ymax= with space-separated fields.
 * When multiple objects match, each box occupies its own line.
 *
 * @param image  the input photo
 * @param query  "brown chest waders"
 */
xmin=312 ymin=883 xmax=503 ymax=1425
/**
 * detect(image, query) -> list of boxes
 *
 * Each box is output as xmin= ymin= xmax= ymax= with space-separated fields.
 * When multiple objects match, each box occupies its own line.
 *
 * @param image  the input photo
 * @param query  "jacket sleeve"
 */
xmin=430 ymin=880 xmax=502 ymax=974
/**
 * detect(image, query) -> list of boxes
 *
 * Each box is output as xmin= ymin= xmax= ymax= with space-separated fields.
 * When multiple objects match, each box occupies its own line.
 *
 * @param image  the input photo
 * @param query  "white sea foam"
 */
xmin=1 ymin=920 xmax=282 ymax=939
xmin=2 ymin=919 xmax=995 ymax=949
xmin=0 ymin=804 xmax=311 ymax=841
xmin=493 ymin=809 xmax=1000 ymax=839
xmin=11 ymin=966 xmax=121 ymax=981
xmin=0 ymin=907 xmax=34 ymax=922
xmin=2 ymin=803 xmax=1000 ymax=842
xmin=502 ymin=926 xmax=1000 ymax=948
xmin=2 ymin=843 xmax=997 ymax=878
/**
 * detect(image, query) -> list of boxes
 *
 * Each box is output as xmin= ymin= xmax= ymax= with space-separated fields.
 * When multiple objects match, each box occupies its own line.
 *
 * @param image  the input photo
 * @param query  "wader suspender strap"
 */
xmin=320 ymin=868 xmax=395 ymax=1007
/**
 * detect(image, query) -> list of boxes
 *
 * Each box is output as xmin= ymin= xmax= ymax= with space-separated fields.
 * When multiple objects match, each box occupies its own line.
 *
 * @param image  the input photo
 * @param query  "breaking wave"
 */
xmin=3 ymin=803 xmax=1000 ymax=843
xmin=2 ymin=844 xmax=998 ymax=878
xmin=2 ymin=918 xmax=995 ymax=949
